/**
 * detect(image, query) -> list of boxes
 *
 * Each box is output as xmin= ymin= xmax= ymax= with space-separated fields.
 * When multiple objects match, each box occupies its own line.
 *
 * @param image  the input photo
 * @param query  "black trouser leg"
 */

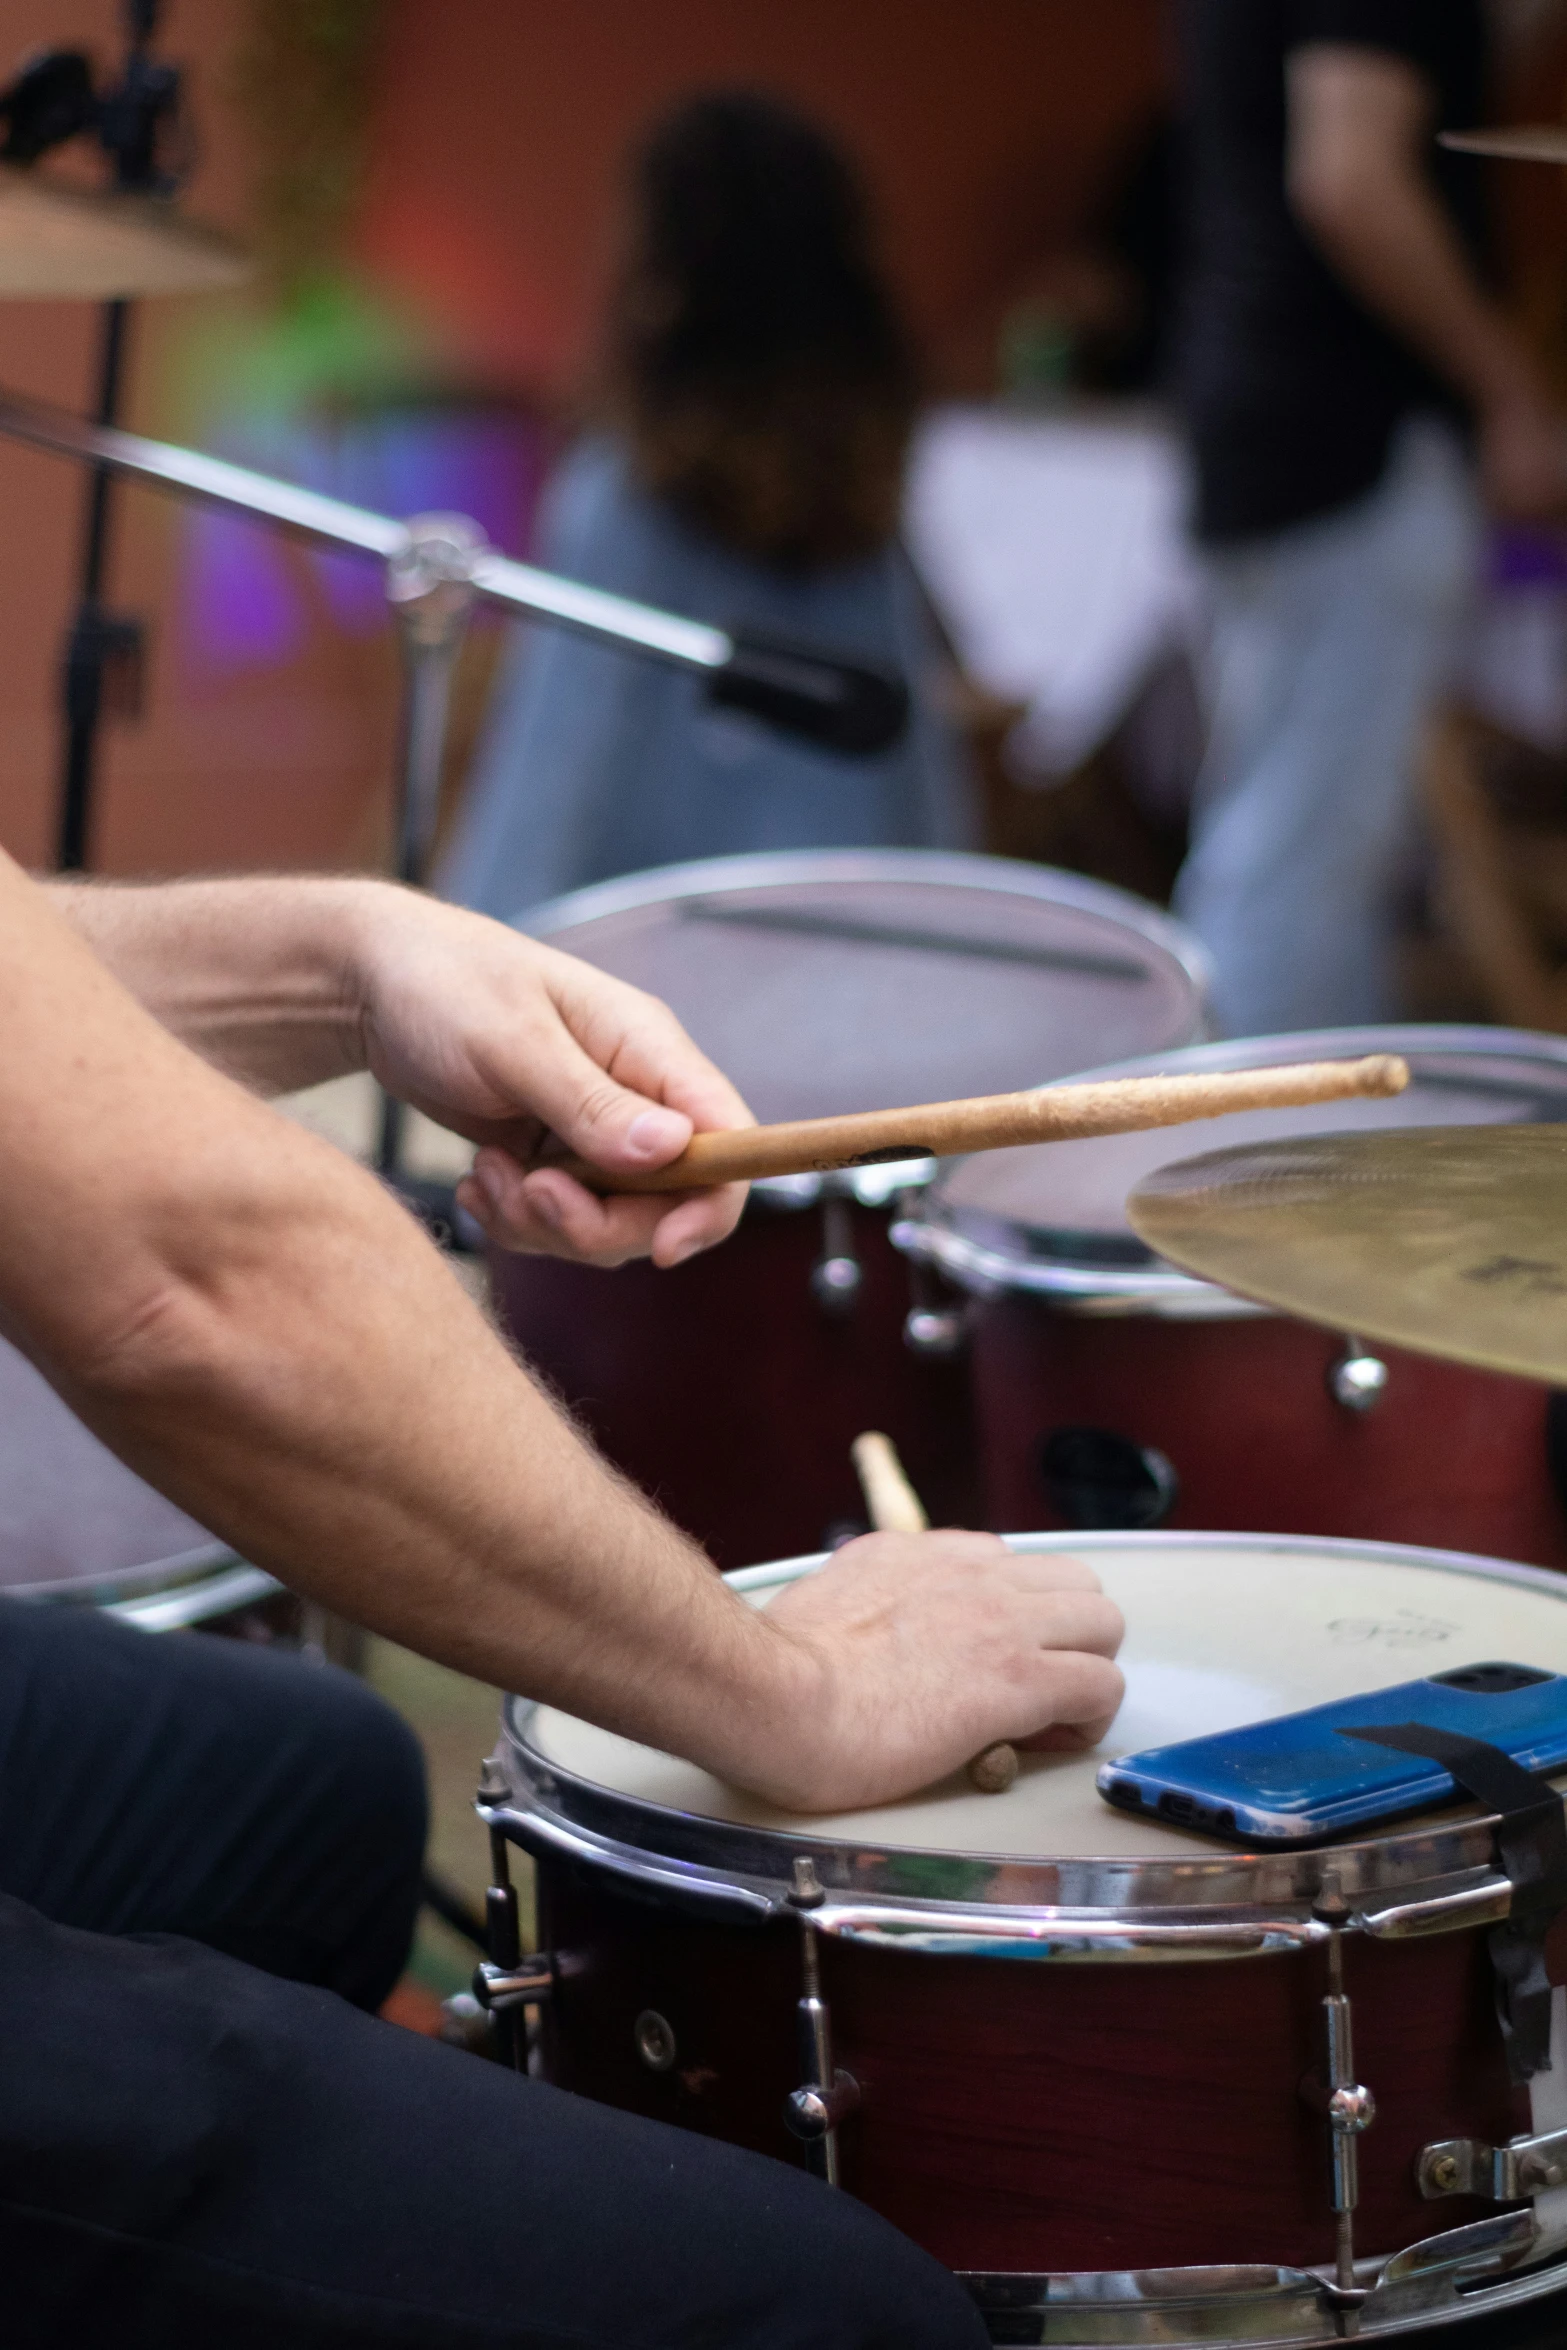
xmin=0 ymin=1595 xmax=426 ymax=2006
xmin=0 ymin=1893 xmax=987 ymax=2349
xmin=0 ymin=1600 xmax=987 ymax=2346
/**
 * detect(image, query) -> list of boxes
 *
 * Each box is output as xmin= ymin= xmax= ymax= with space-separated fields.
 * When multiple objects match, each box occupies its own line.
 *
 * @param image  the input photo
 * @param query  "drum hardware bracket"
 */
xmin=1340 ymin=1723 xmax=1567 ymax=2083
xmin=1418 ymin=2123 xmax=1567 ymax=2202
xmin=786 ymin=1856 xmax=861 ymax=2185
xmin=1303 ymin=1878 xmax=1375 ymax=2332
xmin=1327 ymin=1340 xmax=1389 ymax=1414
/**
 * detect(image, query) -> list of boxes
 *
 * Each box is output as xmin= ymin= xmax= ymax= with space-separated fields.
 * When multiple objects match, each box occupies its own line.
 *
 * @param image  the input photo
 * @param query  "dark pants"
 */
xmin=0 ymin=1600 xmax=986 ymax=2349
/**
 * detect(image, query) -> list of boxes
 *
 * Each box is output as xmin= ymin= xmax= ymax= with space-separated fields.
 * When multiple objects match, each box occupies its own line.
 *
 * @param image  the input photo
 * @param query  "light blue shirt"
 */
xmin=437 ymin=435 xmax=974 ymax=920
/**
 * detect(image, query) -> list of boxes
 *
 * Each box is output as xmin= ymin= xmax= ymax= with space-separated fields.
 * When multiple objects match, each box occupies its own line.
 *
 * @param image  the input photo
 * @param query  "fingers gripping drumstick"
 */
xmin=849 ymin=1433 xmax=1018 ymax=1796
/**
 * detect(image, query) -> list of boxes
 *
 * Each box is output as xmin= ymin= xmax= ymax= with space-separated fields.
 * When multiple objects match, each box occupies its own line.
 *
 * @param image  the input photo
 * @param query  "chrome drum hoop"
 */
xmin=959 ymin=2217 xmax=1567 ymax=2347
xmin=518 ymin=845 xmax=1213 ymax=1002
xmin=489 ymin=1530 xmax=1566 ymax=1958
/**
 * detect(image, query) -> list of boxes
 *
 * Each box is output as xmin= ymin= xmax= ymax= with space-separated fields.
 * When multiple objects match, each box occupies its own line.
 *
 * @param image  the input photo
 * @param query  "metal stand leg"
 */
xmin=57 ymin=297 xmax=138 ymax=872
xmin=376 ymin=512 xmax=485 ymax=1180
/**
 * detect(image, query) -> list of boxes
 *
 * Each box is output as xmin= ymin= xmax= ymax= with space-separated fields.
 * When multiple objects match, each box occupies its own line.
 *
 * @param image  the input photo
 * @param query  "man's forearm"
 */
xmin=46 ymin=874 xmax=378 ymax=1094
xmin=8 ymin=859 xmax=802 ymax=1783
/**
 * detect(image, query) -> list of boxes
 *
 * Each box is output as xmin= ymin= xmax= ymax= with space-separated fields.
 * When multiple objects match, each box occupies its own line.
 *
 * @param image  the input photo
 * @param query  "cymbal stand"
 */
xmin=377 ymin=513 xmax=484 ymax=1187
xmin=53 ymin=0 xmax=183 ymax=870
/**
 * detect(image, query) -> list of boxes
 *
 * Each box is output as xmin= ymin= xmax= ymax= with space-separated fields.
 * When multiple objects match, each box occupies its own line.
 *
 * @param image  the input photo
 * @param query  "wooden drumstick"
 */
xmin=849 ymin=1432 xmax=1019 ymax=1796
xmin=534 ymin=1054 xmax=1409 ymax=1194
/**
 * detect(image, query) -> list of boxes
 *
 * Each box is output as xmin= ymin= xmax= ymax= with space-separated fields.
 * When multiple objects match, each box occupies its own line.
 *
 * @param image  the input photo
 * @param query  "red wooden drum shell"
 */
xmin=971 ymin=1307 xmax=1567 ymax=1565
xmin=494 ymin=851 xmax=1207 ymax=1570
xmin=489 ymin=1535 xmax=1567 ymax=2343
xmin=535 ymin=1865 xmax=1519 ymax=2275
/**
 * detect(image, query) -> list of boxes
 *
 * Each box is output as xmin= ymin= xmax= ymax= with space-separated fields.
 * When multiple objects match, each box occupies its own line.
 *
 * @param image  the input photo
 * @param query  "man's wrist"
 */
xmin=698 ymin=1604 xmax=838 ymax=1808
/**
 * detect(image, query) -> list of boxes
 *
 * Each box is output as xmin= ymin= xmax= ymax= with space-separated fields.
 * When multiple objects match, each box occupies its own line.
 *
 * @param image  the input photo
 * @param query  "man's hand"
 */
xmin=731 ymin=1532 xmax=1126 ymax=1813
xmin=350 ymin=891 xmax=753 ymax=1269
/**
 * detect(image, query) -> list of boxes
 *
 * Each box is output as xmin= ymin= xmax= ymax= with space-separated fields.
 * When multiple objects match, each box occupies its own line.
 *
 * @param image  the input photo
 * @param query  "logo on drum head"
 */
xmin=1327 ymin=1609 xmax=1459 ymax=1649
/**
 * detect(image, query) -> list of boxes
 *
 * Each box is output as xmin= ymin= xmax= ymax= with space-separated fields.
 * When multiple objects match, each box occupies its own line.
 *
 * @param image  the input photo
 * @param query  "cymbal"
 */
xmin=0 ymin=166 xmax=248 ymax=298
xmin=1126 ymin=1125 xmax=1567 ymax=1386
xmin=1439 ymin=126 xmax=1567 ymax=164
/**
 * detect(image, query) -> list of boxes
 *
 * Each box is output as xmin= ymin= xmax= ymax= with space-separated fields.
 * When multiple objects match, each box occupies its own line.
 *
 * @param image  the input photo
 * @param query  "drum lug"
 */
xmin=1417 ymin=2123 xmax=1567 ymax=2202
xmin=1328 ymin=1339 xmax=1389 ymax=1414
xmin=472 ymin=1955 xmax=556 ymax=2014
xmin=903 ymin=1259 xmax=967 ymax=1356
xmin=1301 ymin=1879 xmax=1376 ymax=2329
xmin=810 ymin=1196 xmax=863 ymax=1317
xmin=475 ymin=1820 xmax=554 ymax=2068
xmin=785 ymin=1857 xmax=860 ymax=2184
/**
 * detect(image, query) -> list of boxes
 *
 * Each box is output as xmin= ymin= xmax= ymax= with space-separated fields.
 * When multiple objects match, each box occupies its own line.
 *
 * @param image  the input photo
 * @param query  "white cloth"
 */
xmin=904 ymin=405 xmax=1204 ymax=778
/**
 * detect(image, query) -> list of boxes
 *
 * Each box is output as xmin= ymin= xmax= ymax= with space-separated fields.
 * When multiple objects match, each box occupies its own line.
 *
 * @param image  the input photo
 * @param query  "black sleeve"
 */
xmin=1285 ymin=0 xmax=1437 ymax=69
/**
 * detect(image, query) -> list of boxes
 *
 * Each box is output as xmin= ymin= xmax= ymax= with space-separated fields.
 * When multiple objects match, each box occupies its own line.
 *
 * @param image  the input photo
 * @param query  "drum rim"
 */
xmin=905 ymin=1023 xmax=1567 ymax=1311
xmin=494 ymin=1530 xmax=1564 ymax=1944
xmin=954 ymin=2219 xmax=1567 ymax=2346
xmin=2 ymin=1534 xmax=240 ymax=1605
xmin=511 ymin=845 xmax=1214 ymax=1001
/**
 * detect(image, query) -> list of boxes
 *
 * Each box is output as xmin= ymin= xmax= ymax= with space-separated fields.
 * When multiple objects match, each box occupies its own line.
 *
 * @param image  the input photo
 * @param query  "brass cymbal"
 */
xmin=1126 ymin=1125 xmax=1567 ymax=1385
xmin=1439 ymin=126 xmax=1567 ymax=164
xmin=0 ymin=166 xmax=248 ymax=298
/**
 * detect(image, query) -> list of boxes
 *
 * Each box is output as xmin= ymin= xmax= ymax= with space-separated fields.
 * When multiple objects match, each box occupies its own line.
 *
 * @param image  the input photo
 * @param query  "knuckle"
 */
xmin=574 ymin=1077 xmax=633 ymax=1134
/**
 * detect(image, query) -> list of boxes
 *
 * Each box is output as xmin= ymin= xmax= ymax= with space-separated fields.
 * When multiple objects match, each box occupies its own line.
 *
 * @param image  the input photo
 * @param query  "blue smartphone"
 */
xmin=1096 ymin=1662 xmax=1567 ymax=1846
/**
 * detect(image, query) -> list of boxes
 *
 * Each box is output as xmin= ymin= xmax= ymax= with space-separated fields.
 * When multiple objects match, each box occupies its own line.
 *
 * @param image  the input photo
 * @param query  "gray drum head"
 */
xmin=911 ymin=1025 xmax=1567 ymax=1304
xmin=520 ymin=851 xmax=1208 ymax=1125
xmin=0 ymin=1335 xmax=229 ymax=1601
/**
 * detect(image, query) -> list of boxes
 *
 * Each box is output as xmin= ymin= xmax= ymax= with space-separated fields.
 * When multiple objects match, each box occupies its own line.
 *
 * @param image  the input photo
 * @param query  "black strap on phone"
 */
xmin=1339 ymin=1722 xmax=1567 ymax=2081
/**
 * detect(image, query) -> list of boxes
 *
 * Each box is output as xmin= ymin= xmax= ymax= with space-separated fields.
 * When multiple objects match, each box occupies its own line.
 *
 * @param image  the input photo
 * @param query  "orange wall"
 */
xmin=0 ymin=0 xmax=1167 ymax=878
xmin=358 ymin=0 xmax=1170 ymax=398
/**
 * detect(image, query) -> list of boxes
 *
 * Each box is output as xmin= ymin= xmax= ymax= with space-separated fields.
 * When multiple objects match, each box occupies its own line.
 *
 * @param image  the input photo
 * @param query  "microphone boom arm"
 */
xmin=0 ymin=386 xmax=908 ymax=755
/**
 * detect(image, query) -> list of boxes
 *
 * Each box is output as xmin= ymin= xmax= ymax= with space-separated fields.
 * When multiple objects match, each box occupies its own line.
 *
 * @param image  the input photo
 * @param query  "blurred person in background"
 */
xmin=1172 ymin=0 xmax=1567 ymax=1036
xmin=439 ymin=90 xmax=972 ymax=922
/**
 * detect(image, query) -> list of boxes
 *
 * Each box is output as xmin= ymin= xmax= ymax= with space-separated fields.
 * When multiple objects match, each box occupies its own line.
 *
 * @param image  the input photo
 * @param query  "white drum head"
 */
xmin=521 ymin=851 xmax=1207 ymax=1125
xmin=528 ymin=1533 xmax=1567 ymax=1863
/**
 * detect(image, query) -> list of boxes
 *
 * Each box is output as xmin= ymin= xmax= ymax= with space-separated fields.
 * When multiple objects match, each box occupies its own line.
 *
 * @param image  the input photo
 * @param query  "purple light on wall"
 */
xmin=174 ymin=401 xmax=556 ymax=675
xmin=178 ymin=505 xmax=307 ymax=677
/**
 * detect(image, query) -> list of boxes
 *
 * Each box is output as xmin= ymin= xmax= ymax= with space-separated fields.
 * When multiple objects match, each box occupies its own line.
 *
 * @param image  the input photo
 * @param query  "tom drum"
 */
xmin=896 ymin=1026 xmax=1567 ymax=1566
xmin=0 ymin=1333 xmax=284 ymax=1634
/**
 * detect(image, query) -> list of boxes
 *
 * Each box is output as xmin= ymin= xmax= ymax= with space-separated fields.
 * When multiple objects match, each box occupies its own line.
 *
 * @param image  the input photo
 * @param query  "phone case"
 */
xmin=1096 ymin=1662 xmax=1567 ymax=1845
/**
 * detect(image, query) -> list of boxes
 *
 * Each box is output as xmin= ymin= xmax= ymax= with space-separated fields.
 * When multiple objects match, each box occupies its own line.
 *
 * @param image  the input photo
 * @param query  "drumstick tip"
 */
xmin=1359 ymin=1054 xmax=1409 ymax=1097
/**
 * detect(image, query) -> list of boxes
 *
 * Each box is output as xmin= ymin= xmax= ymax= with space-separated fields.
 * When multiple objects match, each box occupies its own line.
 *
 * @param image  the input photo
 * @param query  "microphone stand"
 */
xmin=55 ymin=0 xmax=182 ymax=871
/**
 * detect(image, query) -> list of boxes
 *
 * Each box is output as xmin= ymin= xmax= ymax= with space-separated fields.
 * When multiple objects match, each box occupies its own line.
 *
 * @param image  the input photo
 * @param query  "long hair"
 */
xmin=603 ymin=91 xmax=918 ymax=569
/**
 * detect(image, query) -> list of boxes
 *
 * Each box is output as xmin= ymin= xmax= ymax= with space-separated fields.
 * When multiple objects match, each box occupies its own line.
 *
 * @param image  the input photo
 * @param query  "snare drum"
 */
xmin=897 ymin=1027 xmax=1567 ymax=1566
xmin=486 ymin=1532 xmax=1567 ymax=2346
xmin=491 ymin=850 xmax=1208 ymax=1568
xmin=0 ymin=1334 xmax=284 ymax=1634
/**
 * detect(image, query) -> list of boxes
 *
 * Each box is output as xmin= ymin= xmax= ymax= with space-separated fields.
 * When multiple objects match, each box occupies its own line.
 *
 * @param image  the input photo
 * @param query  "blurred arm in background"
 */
xmin=1287 ymin=43 xmax=1567 ymax=518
